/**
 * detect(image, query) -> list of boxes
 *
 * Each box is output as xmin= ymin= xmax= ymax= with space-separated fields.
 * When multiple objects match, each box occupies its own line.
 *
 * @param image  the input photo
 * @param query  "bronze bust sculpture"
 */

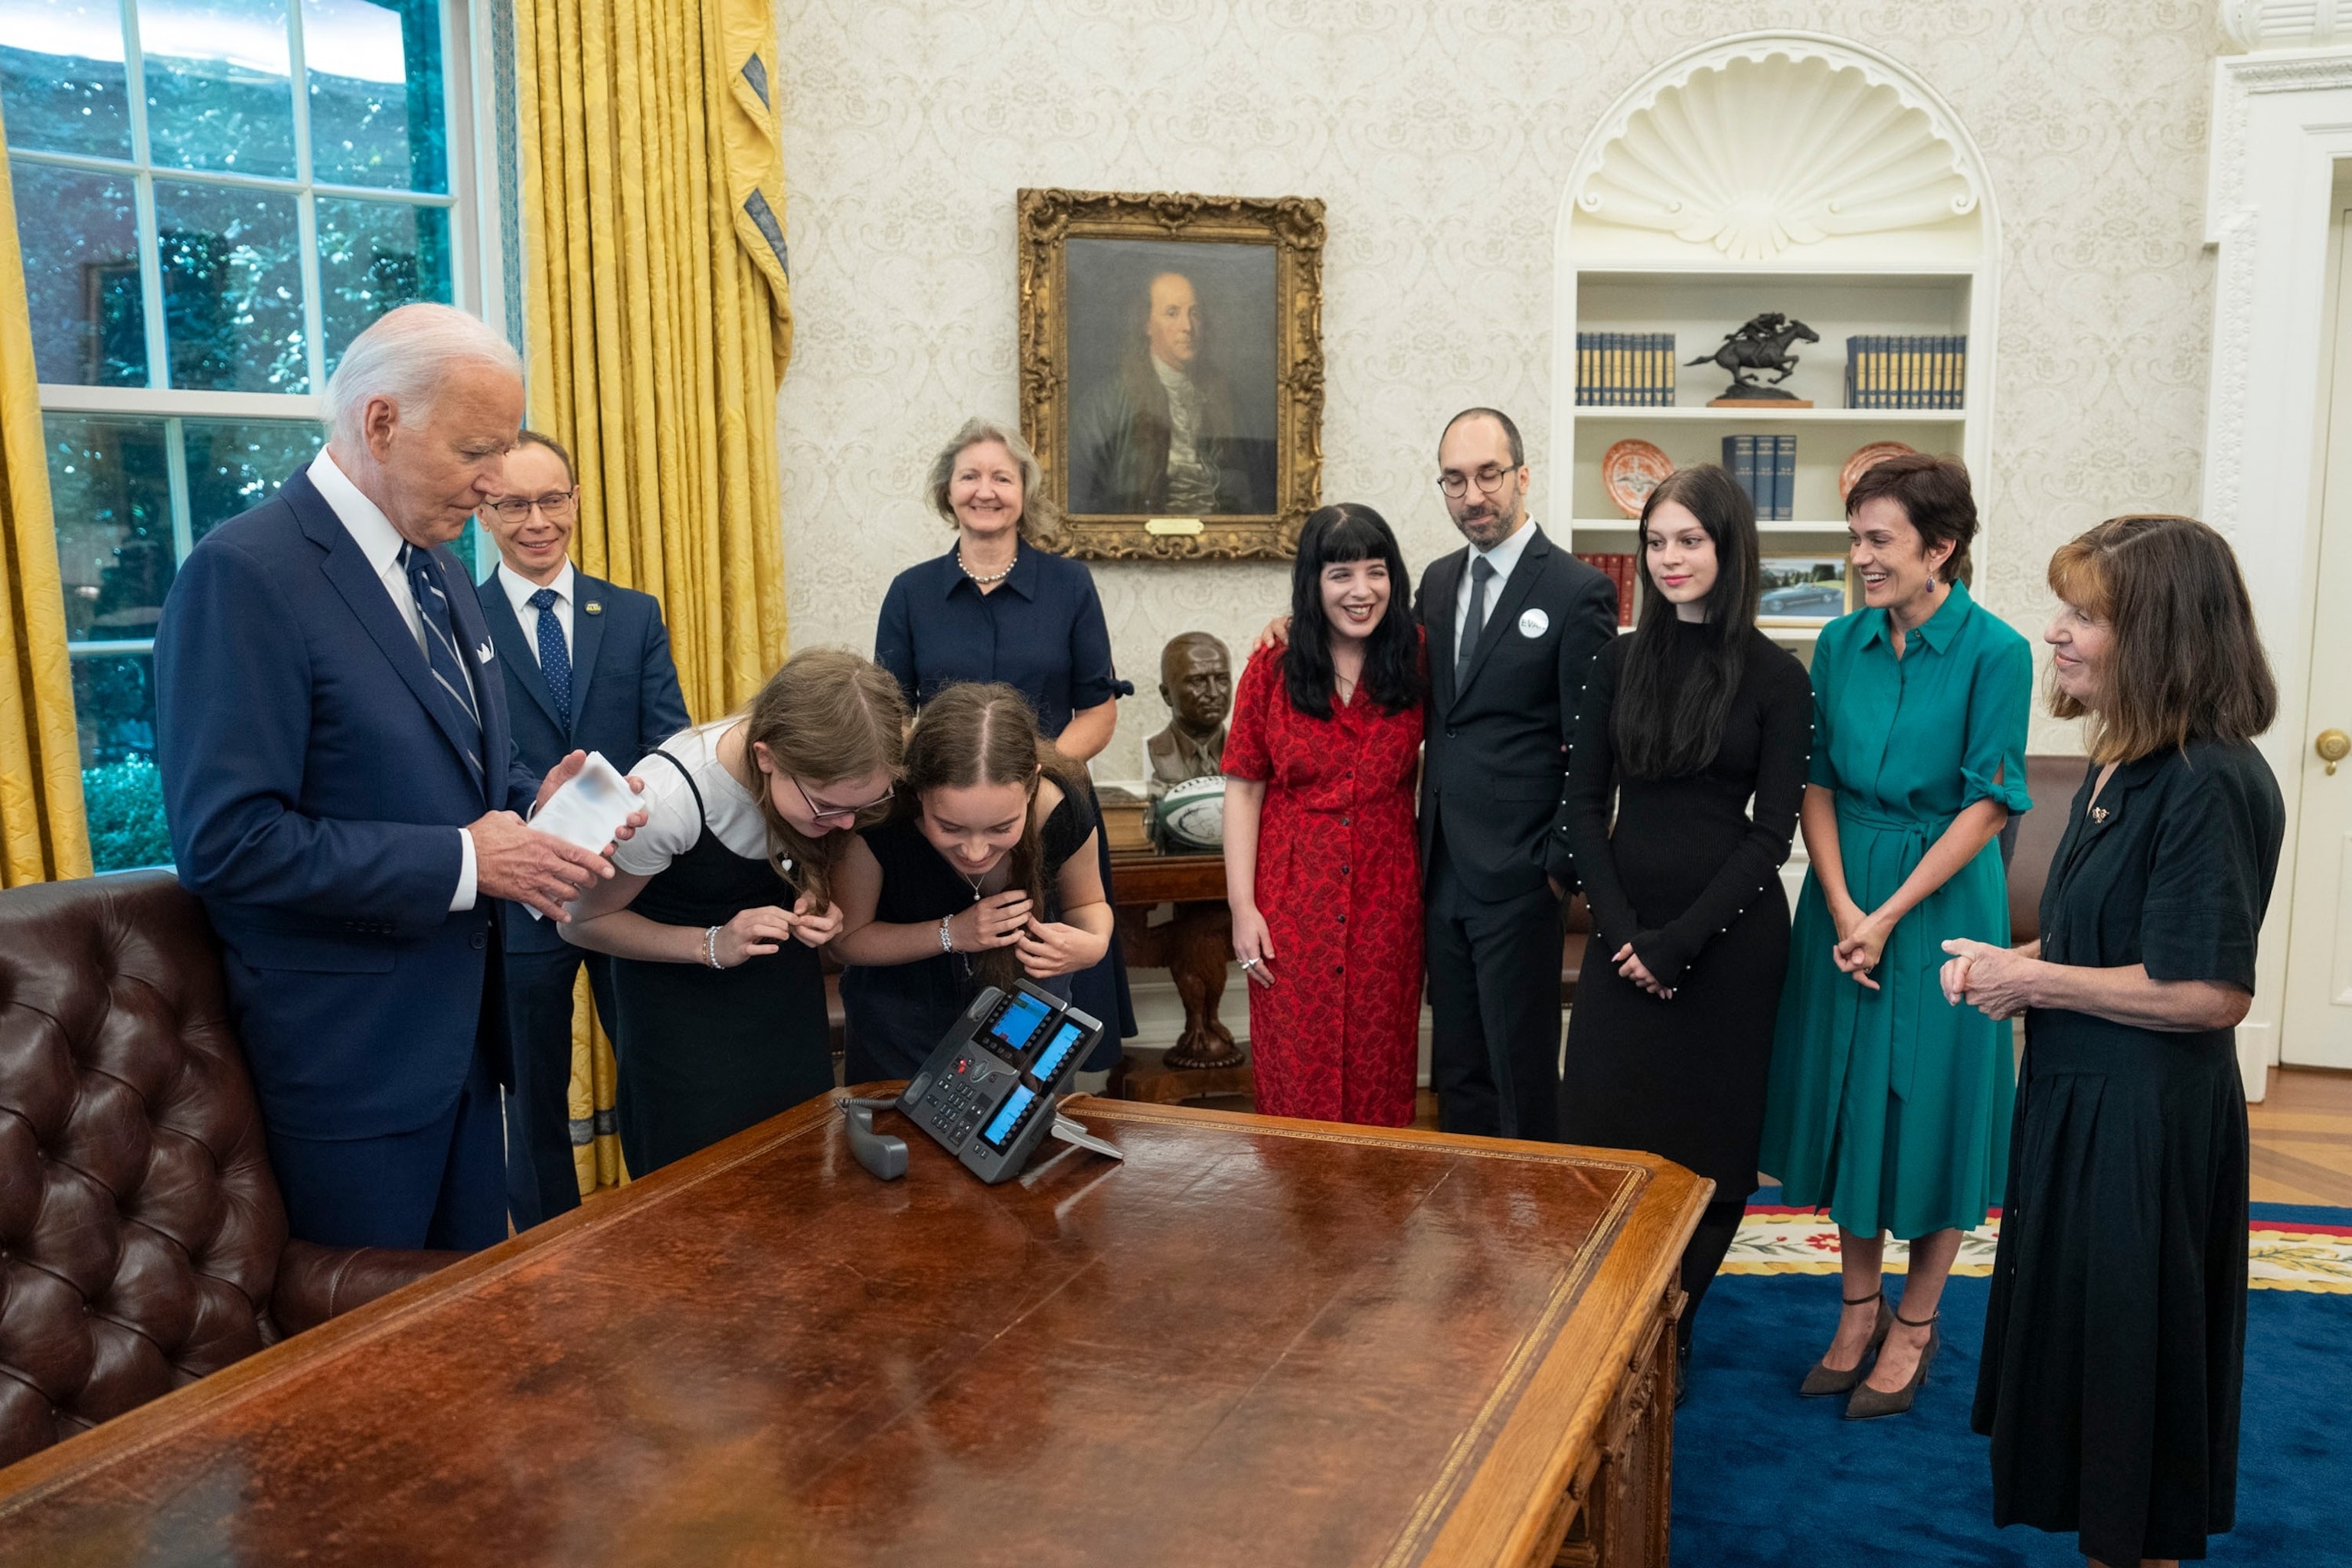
xmin=1145 ymin=632 xmax=1233 ymax=848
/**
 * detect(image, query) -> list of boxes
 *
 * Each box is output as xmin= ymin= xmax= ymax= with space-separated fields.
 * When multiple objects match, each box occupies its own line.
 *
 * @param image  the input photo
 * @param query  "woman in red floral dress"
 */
xmin=1223 ymin=503 xmax=1426 ymax=1126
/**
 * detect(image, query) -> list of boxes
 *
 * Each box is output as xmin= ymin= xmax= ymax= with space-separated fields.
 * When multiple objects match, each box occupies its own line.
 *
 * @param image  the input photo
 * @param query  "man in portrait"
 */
xmin=1072 ymin=270 xmax=1266 ymax=515
xmin=1145 ymin=632 xmax=1233 ymax=847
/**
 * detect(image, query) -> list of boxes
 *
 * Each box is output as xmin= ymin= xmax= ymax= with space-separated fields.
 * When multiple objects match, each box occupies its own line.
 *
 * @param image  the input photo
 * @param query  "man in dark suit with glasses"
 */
xmin=1418 ymin=409 xmax=1617 ymax=1142
xmin=475 ymin=432 xmax=689 ymax=1227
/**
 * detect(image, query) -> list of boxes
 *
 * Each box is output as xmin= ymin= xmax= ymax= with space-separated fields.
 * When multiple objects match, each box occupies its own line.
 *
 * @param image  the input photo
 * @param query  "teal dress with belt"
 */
xmin=1759 ymin=578 xmax=2033 ymax=1240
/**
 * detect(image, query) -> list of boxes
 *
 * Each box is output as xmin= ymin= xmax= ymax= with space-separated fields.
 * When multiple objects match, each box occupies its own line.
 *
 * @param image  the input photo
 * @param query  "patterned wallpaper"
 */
xmin=774 ymin=0 xmax=2220 ymax=768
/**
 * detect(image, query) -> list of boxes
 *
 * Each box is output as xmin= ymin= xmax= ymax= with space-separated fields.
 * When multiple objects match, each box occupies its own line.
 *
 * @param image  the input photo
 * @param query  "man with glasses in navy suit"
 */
xmin=473 ymin=432 xmax=689 ymax=1228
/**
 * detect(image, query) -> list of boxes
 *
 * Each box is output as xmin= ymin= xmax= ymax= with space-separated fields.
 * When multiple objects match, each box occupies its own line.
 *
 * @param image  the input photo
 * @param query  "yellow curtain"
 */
xmin=515 ymin=0 xmax=795 ymax=1194
xmin=0 ymin=104 xmax=93 ymax=887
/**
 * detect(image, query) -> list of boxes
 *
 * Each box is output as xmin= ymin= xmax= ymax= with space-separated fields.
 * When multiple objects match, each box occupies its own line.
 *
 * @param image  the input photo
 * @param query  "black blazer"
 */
xmin=1415 ymin=524 xmax=1618 ymax=902
xmin=477 ymin=564 xmax=692 ymax=951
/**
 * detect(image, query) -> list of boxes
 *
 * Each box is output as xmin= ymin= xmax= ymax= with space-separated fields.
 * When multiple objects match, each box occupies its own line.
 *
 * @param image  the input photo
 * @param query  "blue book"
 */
xmin=1723 ymin=435 xmax=1759 ymax=512
xmin=1772 ymin=435 xmax=1795 ymax=521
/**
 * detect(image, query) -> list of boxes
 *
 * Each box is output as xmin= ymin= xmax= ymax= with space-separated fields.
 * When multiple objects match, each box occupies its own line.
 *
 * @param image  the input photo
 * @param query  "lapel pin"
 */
xmin=585 ymin=600 xmax=603 ymax=615
xmin=2091 ymin=806 xmax=2109 ymax=823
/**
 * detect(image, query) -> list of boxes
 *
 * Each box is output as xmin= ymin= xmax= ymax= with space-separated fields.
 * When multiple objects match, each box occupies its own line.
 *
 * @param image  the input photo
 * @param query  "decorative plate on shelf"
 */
xmin=1838 ymin=441 xmax=1916 ymax=502
xmin=1601 ymin=439 xmax=1674 ymax=518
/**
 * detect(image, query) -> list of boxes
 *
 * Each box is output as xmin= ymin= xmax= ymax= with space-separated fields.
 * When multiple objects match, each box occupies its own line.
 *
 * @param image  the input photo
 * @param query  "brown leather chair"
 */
xmin=2008 ymin=754 xmax=2087 ymax=946
xmin=0 ymin=871 xmax=457 ymax=1468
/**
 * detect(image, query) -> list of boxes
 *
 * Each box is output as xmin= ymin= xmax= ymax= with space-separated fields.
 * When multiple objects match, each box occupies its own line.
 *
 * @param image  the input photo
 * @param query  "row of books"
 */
xmin=1575 ymin=333 xmax=1676 ymax=406
xmin=1846 ymin=335 xmax=1966 ymax=409
xmin=1723 ymin=436 xmax=1796 ymax=521
xmin=1572 ymin=552 xmax=1637 ymax=626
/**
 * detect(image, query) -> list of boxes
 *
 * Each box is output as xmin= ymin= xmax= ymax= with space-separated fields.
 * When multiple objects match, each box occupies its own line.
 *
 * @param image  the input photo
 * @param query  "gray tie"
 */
xmin=1457 ymin=555 xmax=1496 ymax=690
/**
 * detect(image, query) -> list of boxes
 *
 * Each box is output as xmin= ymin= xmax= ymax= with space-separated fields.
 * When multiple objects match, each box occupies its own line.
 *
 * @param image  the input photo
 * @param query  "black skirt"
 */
xmin=1972 ymin=1011 xmax=2248 ymax=1564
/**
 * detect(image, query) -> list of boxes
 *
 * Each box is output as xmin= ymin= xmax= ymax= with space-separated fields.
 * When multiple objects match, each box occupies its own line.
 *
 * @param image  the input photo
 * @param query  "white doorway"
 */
xmin=2279 ymin=168 xmax=2352 ymax=1069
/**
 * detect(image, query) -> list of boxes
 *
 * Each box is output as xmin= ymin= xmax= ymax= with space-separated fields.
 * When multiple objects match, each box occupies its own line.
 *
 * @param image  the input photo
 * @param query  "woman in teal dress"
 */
xmin=1759 ymin=452 xmax=2032 ymax=1420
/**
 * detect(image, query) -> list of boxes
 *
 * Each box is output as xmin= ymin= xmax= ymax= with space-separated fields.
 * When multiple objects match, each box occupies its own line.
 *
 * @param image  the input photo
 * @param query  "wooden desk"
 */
xmin=0 ymin=1095 xmax=1709 ymax=1568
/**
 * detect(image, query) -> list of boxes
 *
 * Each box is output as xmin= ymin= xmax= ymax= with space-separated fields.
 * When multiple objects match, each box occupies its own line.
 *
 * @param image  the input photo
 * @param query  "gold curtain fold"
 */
xmin=514 ymin=0 xmax=795 ymax=1194
xmin=0 ymin=105 xmax=93 ymax=887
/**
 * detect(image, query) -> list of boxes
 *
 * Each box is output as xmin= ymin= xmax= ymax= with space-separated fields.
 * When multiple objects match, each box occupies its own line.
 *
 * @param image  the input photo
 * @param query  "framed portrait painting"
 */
xmin=1017 ymin=188 xmax=1325 ymax=560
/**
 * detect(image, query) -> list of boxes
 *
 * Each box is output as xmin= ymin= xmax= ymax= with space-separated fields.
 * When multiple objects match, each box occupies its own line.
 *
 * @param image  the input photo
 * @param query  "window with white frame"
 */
xmin=2 ymin=0 xmax=490 ymax=871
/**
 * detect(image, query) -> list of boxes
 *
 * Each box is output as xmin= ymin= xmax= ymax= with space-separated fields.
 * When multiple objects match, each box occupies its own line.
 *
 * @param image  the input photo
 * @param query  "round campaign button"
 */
xmin=1518 ymin=608 xmax=1549 ymax=639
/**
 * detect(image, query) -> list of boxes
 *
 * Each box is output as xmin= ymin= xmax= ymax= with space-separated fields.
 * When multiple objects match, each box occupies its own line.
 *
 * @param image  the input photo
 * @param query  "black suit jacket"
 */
xmin=477 ymin=565 xmax=692 ymax=951
xmin=1416 ymin=524 xmax=1619 ymax=902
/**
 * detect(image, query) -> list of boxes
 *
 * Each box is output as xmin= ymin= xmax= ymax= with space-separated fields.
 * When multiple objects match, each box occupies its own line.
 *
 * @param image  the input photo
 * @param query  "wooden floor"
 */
xmin=2250 ymin=1066 xmax=2352 ymax=1207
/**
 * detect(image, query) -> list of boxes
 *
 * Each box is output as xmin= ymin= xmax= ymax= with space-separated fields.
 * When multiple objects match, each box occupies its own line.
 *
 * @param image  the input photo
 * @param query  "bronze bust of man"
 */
xmin=1145 ymin=632 xmax=1233 ymax=845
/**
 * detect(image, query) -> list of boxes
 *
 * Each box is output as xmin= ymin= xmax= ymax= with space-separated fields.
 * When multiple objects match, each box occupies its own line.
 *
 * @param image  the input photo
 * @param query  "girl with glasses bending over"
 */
xmin=561 ymin=648 xmax=910 ymax=1174
xmin=831 ymin=683 xmax=1115 ymax=1082
xmin=1557 ymin=465 xmax=1813 ymax=1391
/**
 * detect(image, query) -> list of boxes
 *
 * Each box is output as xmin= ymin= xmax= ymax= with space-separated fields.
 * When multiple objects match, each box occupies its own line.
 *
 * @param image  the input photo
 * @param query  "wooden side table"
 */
xmin=1106 ymin=849 xmax=1250 ymax=1098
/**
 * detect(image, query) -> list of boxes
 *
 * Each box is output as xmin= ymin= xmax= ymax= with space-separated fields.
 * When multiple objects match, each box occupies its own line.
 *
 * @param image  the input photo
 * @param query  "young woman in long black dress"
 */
xmin=1558 ymin=462 xmax=1813 ymax=1387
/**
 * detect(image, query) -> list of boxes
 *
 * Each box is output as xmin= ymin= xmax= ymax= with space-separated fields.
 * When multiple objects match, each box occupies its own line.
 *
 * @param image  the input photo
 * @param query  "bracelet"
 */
xmin=938 ymin=915 xmax=955 ymax=954
xmin=704 ymin=925 xmax=724 ymax=970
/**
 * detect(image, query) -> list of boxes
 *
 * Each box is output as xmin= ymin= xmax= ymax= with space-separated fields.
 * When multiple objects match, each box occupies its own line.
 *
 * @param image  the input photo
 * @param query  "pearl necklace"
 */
xmin=958 ymin=543 xmax=1016 ymax=586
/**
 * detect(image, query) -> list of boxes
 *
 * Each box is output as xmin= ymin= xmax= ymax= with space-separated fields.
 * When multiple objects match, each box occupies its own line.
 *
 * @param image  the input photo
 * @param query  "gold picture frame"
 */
xmin=1017 ymin=188 xmax=1325 ymax=560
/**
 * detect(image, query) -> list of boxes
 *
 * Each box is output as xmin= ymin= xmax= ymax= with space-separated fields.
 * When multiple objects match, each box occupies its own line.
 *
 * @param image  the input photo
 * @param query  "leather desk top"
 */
xmin=0 ymin=1094 xmax=1707 ymax=1567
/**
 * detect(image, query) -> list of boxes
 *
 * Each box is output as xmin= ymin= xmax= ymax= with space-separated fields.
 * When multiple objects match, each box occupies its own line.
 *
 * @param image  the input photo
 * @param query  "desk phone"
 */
xmin=896 ymin=983 xmax=1106 ymax=1184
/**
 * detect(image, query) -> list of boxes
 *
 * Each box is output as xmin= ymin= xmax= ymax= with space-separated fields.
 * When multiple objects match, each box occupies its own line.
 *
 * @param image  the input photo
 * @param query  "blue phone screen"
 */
xmin=1030 ymin=1022 xmax=1084 ymax=1084
xmin=981 ymin=1084 xmax=1037 ymax=1151
xmin=985 ymin=992 xmax=1053 ymax=1060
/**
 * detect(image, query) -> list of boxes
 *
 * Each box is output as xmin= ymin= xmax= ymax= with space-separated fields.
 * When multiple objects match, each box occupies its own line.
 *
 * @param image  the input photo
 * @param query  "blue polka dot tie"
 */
xmin=529 ymin=586 xmax=573 ymax=732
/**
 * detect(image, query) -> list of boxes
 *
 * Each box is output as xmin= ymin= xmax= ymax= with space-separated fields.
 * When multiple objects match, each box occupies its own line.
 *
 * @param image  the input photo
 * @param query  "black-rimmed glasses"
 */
xmin=1436 ymin=466 xmax=1517 ymax=499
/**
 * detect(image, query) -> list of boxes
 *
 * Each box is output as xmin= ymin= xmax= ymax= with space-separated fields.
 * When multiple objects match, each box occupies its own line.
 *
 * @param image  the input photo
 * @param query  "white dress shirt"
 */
xmin=498 ymin=560 xmax=576 ymax=666
xmin=306 ymin=449 xmax=480 ymax=913
xmin=1453 ymin=516 xmax=1540 ymax=668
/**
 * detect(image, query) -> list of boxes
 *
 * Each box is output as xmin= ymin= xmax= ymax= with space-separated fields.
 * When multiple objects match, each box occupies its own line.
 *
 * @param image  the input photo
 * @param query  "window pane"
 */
xmin=138 ymin=0 xmax=297 ymax=178
xmin=316 ymin=195 xmax=447 ymax=371
xmin=8 ymin=158 xmax=149 ymax=387
xmin=183 ymin=416 xmax=322 ymax=541
xmin=0 ymin=0 xmax=134 ymax=158
xmin=303 ymin=0 xmax=445 ymax=193
xmin=72 ymin=652 xmax=173 ymax=871
xmin=155 ymin=178 xmax=307 ymax=391
xmin=45 ymin=413 xmax=173 ymax=643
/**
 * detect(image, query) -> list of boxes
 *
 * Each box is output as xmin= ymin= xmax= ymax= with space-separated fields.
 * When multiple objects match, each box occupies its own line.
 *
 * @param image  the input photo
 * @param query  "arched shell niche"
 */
xmin=1566 ymin=35 xmax=1992 ymax=266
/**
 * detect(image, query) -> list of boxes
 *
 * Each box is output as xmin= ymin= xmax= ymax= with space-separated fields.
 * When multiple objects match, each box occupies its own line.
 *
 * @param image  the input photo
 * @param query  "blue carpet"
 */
xmin=1671 ymin=1274 xmax=2347 ymax=1565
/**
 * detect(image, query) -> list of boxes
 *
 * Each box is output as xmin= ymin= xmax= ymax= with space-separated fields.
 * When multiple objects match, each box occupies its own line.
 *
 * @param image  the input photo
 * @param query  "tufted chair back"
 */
xmin=0 ymin=872 xmax=451 ymax=1468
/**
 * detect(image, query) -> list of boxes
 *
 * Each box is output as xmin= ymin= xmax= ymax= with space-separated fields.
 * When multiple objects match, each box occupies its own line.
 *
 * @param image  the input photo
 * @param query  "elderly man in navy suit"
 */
xmin=473 ymin=431 xmax=688 ymax=1229
xmin=154 ymin=303 xmax=639 ymax=1252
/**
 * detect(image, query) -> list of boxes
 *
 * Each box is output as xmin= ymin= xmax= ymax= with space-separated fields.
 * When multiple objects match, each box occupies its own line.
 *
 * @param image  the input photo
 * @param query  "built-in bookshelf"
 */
xmin=1552 ymin=36 xmax=1998 ymax=668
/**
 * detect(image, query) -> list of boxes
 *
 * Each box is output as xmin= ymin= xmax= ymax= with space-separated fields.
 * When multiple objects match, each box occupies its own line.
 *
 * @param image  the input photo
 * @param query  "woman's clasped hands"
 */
xmin=716 ymin=893 xmax=843 ymax=966
xmin=1938 ymin=938 xmax=2040 ymax=1020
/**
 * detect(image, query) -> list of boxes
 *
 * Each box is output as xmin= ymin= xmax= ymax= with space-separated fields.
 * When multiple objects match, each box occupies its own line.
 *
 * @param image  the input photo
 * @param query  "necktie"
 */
xmin=1457 ymin=554 xmax=1496 ymax=690
xmin=399 ymin=543 xmax=485 ymax=787
xmin=528 ymin=586 xmax=573 ymax=731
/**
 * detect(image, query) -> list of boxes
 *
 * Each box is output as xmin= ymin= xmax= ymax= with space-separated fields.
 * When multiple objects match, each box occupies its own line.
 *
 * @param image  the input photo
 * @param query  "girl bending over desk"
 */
xmin=831 ymin=683 xmax=1115 ymax=1085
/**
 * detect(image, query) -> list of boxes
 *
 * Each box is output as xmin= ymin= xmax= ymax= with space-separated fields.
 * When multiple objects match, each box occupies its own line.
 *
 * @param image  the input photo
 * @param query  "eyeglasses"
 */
xmin=1436 ymin=465 xmax=1517 ymax=499
xmin=794 ymin=776 xmax=895 ymax=825
xmin=485 ymin=489 xmax=579 ymax=524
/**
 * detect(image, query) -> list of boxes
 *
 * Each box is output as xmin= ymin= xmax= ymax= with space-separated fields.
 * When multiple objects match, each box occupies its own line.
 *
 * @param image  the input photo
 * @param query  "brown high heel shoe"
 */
xmin=1799 ymin=1289 xmax=1893 ymax=1396
xmin=1844 ymin=1308 xmax=1940 ymax=1419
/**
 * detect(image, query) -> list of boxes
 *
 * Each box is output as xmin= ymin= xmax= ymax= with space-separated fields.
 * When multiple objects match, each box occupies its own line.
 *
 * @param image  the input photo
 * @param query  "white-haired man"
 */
xmin=155 ymin=303 xmax=636 ymax=1250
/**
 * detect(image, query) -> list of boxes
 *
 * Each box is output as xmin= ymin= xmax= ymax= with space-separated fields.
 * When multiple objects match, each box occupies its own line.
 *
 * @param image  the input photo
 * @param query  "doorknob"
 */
xmin=2322 ymin=728 xmax=2351 ymax=776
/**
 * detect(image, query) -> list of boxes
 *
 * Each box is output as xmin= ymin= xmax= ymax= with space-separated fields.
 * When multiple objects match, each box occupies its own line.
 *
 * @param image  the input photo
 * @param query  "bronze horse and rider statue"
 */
xmin=1690 ymin=312 xmax=1819 ymax=402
